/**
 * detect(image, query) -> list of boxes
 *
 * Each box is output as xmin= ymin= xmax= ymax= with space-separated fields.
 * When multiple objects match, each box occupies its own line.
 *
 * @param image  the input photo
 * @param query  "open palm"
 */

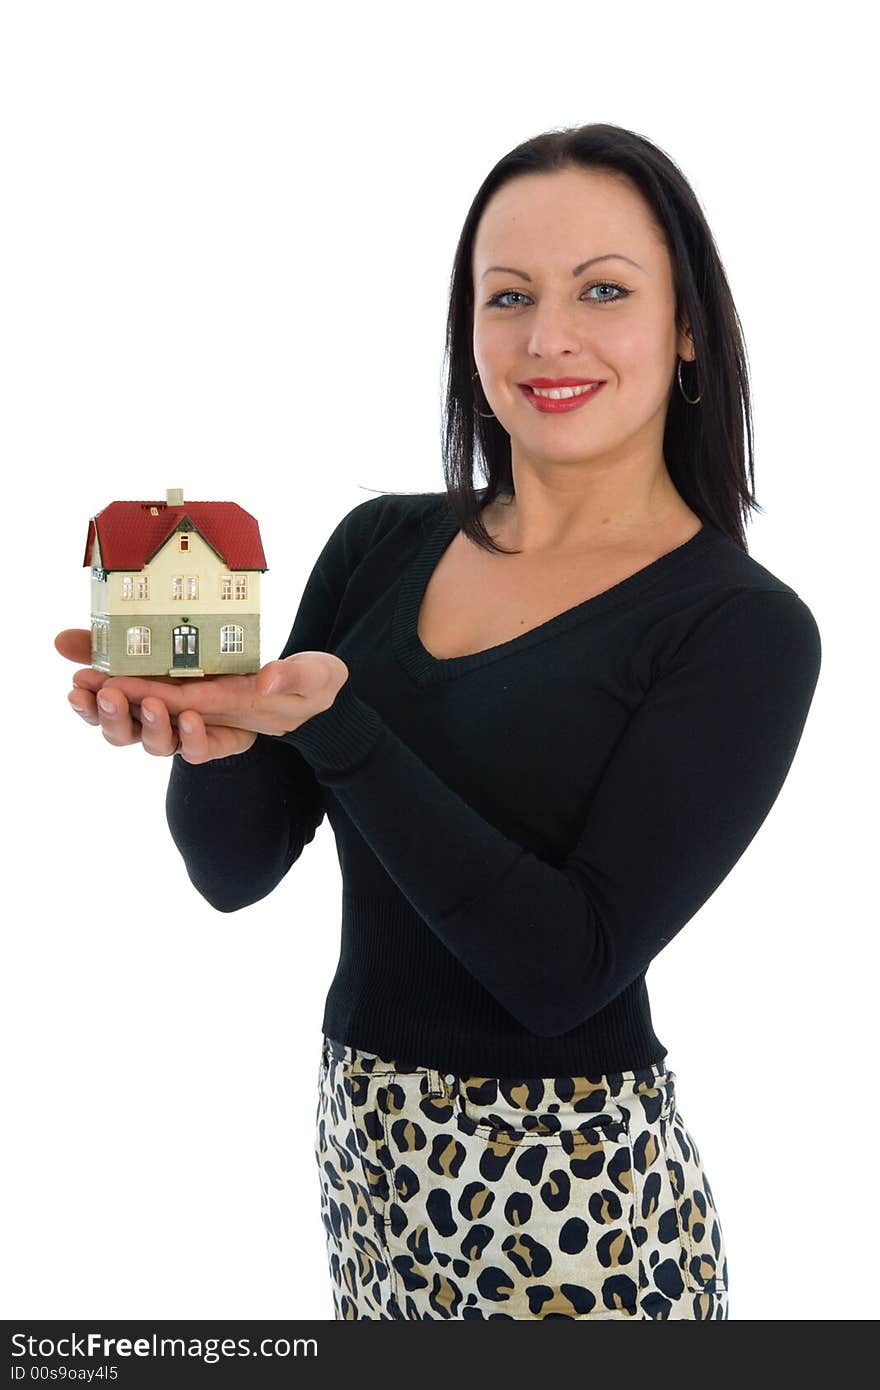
xmin=56 ymin=628 xmax=349 ymax=759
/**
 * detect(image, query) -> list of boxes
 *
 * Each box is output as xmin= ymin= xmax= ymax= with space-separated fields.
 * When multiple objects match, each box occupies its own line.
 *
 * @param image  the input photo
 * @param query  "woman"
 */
xmin=57 ymin=122 xmax=822 ymax=1320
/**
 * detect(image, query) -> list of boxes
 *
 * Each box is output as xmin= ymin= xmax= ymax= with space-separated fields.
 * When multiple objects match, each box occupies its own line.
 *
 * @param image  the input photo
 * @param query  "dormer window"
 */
xmin=179 ymin=533 xmax=190 ymax=552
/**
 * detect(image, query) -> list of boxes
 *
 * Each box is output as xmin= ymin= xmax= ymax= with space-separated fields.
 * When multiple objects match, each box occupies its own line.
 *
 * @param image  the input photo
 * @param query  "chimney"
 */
xmin=166 ymin=488 xmax=184 ymax=505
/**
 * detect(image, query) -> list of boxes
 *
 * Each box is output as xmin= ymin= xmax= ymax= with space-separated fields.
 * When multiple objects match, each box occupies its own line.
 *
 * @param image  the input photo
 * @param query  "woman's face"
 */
xmin=471 ymin=167 xmax=694 ymax=475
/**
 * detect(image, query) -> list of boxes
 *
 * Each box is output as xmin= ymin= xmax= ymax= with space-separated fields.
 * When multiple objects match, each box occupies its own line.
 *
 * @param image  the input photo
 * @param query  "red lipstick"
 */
xmin=518 ymin=380 xmax=607 ymax=414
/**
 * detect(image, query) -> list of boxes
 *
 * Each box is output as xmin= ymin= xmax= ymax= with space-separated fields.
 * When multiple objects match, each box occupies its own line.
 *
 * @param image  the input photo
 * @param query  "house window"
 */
xmin=91 ymin=621 xmax=109 ymax=660
xmin=220 ymin=574 xmax=249 ymax=600
xmin=126 ymin=626 xmax=151 ymax=656
xmin=172 ymin=575 xmax=182 ymax=599
xmin=221 ymin=624 xmax=244 ymax=654
xmin=186 ymin=575 xmax=199 ymax=600
xmin=179 ymin=534 xmax=190 ymax=551
xmin=122 ymin=575 xmax=149 ymax=599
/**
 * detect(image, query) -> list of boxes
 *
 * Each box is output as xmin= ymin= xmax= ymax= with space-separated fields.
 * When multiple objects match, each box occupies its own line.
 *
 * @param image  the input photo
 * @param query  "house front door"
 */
xmin=172 ymin=624 xmax=200 ymax=670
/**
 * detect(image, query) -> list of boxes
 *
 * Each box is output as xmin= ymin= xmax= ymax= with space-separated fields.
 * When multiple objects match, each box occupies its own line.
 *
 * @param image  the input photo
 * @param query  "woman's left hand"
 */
xmin=70 ymin=650 xmax=350 ymax=738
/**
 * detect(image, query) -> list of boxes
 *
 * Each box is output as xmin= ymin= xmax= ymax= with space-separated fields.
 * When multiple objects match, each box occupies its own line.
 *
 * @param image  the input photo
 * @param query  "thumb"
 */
xmin=257 ymin=659 xmax=294 ymax=696
xmin=257 ymin=652 xmax=316 ymax=696
xmin=258 ymin=651 xmax=345 ymax=699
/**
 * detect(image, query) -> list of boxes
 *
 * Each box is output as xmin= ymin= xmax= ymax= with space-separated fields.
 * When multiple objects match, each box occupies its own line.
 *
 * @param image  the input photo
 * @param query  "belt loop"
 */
xmin=427 ymin=1067 xmax=449 ymax=1098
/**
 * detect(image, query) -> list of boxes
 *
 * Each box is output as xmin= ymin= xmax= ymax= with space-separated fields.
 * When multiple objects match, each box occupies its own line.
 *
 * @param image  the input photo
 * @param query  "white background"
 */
xmin=2 ymin=0 xmax=874 ymax=1322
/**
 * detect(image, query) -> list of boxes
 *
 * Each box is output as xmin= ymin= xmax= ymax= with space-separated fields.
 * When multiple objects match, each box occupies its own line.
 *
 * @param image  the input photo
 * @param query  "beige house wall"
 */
xmin=90 ymin=527 xmax=260 ymax=616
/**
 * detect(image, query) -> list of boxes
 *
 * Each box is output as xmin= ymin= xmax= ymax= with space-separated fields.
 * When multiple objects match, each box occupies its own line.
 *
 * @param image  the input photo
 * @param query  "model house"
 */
xmin=83 ymin=487 xmax=268 ymax=676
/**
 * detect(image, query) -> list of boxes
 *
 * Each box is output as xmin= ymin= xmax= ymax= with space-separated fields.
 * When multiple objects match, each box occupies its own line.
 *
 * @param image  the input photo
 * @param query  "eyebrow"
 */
xmin=480 ymin=253 xmax=644 ymax=282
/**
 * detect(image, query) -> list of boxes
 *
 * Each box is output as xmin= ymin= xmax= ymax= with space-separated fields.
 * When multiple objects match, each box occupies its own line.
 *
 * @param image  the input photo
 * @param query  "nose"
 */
xmin=525 ymin=304 xmax=587 ymax=359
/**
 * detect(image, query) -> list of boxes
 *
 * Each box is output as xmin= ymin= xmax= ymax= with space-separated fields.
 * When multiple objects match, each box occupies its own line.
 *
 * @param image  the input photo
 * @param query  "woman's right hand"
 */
xmin=55 ymin=629 xmax=258 ymax=763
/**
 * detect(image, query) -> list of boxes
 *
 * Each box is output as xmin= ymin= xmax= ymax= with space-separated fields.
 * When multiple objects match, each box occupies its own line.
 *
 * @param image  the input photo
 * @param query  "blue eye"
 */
xmin=486 ymin=282 xmax=630 ymax=309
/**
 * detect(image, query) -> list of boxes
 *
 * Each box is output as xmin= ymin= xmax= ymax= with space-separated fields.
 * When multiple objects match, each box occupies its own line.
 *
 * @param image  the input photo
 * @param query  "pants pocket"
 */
xmin=362 ymin=1070 xmax=641 ymax=1318
xmin=661 ymin=1108 xmax=727 ymax=1294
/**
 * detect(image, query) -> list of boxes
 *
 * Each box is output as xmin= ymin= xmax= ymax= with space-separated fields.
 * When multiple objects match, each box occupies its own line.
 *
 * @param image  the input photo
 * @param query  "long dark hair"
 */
xmin=437 ymin=121 xmax=758 ymax=555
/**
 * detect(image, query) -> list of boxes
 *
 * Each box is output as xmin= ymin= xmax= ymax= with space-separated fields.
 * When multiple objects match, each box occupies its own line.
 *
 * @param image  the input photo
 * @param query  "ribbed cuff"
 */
xmin=278 ymin=678 xmax=385 ymax=778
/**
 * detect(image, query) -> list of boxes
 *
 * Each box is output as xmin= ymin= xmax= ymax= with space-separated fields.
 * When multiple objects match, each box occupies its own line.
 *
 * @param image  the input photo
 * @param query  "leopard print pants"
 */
xmin=315 ymin=1034 xmax=728 ymax=1319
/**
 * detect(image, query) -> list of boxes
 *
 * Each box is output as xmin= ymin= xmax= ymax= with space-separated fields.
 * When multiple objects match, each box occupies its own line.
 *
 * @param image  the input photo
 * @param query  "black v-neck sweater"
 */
xmin=164 ymin=490 xmax=822 ymax=1077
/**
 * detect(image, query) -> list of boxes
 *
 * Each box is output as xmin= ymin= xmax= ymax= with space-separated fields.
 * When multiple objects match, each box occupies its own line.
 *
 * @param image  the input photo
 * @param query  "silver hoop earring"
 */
xmin=677 ymin=357 xmax=701 ymax=405
xmin=472 ymin=369 xmax=496 ymax=419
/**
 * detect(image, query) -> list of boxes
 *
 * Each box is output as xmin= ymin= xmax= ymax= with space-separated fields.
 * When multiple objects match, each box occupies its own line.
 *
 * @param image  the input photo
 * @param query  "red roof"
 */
xmin=83 ymin=499 xmax=268 ymax=572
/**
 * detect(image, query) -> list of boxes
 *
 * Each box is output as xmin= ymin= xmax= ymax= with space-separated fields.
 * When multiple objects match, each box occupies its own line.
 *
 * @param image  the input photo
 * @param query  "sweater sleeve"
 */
xmin=163 ymin=497 xmax=380 ymax=912
xmin=277 ymin=587 xmax=822 ymax=1037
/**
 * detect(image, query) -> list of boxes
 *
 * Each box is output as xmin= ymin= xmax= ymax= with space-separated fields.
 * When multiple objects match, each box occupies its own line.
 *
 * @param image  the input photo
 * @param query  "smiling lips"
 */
xmin=518 ymin=381 xmax=606 ymax=413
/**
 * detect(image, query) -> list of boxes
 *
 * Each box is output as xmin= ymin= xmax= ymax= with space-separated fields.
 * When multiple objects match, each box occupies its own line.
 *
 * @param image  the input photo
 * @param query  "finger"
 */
xmin=140 ymin=698 xmax=182 ymax=757
xmin=100 ymin=674 xmax=205 ymax=720
xmin=71 ymin=669 xmax=186 ymax=698
xmin=176 ymin=709 xmax=212 ymax=764
xmin=72 ymin=667 xmax=112 ymax=696
xmin=255 ymin=661 xmax=288 ymax=696
xmin=100 ymin=675 xmax=181 ymax=699
xmin=68 ymin=688 xmax=101 ymax=726
xmin=55 ymin=629 xmax=92 ymax=665
xmin=95 ymin=688 xmax=142 ymax=747
xmin=123 ymin=673 xmax=254 ymax=733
